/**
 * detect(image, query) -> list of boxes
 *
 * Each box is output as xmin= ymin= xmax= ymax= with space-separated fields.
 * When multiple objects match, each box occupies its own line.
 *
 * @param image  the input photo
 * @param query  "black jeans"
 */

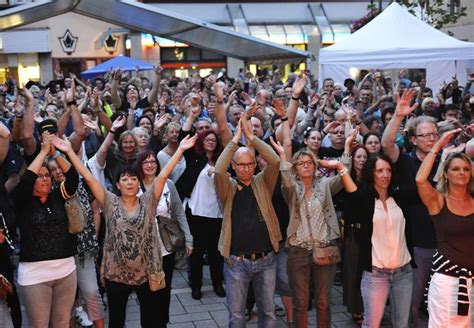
xmin=105 ymin=279 xmax=160 ymax=328
xmin=186 ymin=206 xmax=224 ymax=288
xmin=155 ymin=253 xmax=175 ymax=327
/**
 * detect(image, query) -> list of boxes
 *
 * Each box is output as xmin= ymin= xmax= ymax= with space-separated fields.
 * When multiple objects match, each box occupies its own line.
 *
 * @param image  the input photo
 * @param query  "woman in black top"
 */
xmin=416 ymin=129 xmax=474 ymax=327
xmin=14 ymin=132 xmax=79 ymax=327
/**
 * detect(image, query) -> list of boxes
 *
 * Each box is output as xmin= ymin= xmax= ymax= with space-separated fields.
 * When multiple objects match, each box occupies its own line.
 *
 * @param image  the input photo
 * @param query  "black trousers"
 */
xmin=105 ymin=279 xmax=160 ymax=328
xmin=186 ymin=206 xmax=224 ymax=288
xmin=155 ymin=253 xmax=175 ymax=327
xmin=1 ymin=259 xmax=21 ymax=328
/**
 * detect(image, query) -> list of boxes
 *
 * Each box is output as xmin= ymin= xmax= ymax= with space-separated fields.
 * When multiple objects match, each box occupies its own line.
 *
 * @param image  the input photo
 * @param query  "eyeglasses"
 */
xmin=142 ymin=160 xmax=157 ymax=166
xmin=415 ymin=133 xmax=439 ymax=139
xmin=333 ymin=130 xmax=345 ymax=135
xmin=37 ymin=173 xmax=51 ymax=180
xmin=233 ymin=162 xmax=256 ymax=169
xmin=295 ymin=160 xmax=315 ymax=167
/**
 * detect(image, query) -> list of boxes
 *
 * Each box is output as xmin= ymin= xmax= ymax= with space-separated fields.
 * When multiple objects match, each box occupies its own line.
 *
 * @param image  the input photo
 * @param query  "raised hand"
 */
xmin=40 ymin=132 xmax=52 ymax=154
xmin=240 ymin=92 xmax=253 ymax=106
xmin=269 ymin=136 xmax=285 ymax=160
xmin=240 ymin=113 xmax=254 ymax=141
xmin=90 ymin=88 xmax=101 ymax=109
xmin=213 ymin=81 xmax=225 ymax=100
xmin=154 ymin=64 xmax=163 ymax=75
xmin=272 ymin=98 xmax=286 ymax=117
xmin=179 ymin=134 xmax=197 ymax=151
xmin=246 ymin=102 xmax=260 ymax=117
xmin=51 ymin=136 xmax=72 ymax=154
xmin=345 ymin=126 xmax=360 ymax=146
xmin=112 ymin=67 xmax=122 ymax=81
xmin=441 ymin=143 xmax=466 ymax=162
xmin=318 ymin=159 xmax=343 ymax=171
xmin=432 ymin=128 xmax=462 ymax=153
xmin=111 ymin=115 xmax=127 ymax=131
xmin=323 ymin=121 xmax=341 ymax=134
xmin=292 ymin=74 xmax=308 ymax=97
xmin=155 ymin=113 xmax=171 ymax=130
xmin=65 ymin=79 xmax=76 ymax=103
xmin=395 ymin=89 xmax=418 ymax=117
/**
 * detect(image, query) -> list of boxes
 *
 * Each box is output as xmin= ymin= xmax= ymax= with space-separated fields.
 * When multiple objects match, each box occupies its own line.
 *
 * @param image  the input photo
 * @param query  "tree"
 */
xmin=352 ymin=1 xmax=467 ymax=34
xmin=400 ymin=0 xmax=467 ymax=31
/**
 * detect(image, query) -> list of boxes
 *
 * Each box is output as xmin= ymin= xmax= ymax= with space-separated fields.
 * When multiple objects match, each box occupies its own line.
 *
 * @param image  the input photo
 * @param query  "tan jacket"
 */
xmin=280 ymin=156 xmax=352 ymax=244
xmin=214 ymin=138 xmax=282 ymax=258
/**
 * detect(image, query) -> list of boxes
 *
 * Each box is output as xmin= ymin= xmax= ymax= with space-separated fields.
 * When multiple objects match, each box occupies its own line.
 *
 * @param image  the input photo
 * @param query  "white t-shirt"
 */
xmin=188 ymin=164 xmax=223 ymax=219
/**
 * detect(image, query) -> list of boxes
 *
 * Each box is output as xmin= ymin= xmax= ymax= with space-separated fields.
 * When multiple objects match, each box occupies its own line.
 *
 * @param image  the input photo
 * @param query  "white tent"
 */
xmin=319 ymin=2 xmax=474 ymax=93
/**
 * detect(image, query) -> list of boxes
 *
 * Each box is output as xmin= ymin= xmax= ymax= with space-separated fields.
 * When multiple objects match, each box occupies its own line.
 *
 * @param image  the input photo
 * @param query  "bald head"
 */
xmin=232 ymin=147 xmax=257 ymax=185
xmin=466 ymin=138 xmax=474 ymax=158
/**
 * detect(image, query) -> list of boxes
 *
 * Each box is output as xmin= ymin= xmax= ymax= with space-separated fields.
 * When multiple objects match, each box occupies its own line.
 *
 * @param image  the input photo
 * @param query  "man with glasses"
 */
xmin=382 ymin=89 xmax=441 ymax=328
xmin=215 ymin=115 xmax=281 ymax=327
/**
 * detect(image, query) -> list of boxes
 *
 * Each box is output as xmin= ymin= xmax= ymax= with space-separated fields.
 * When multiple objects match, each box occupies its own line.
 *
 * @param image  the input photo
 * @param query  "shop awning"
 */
xmin=0 ymin=0 xmax=311 ymax=63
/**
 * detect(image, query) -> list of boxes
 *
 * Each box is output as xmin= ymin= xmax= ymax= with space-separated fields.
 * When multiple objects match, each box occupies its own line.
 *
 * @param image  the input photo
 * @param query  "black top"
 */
xmin=431 ymin=203 xmax=474 ymax=271
xmin=272 ymin=174 xmax=289 ymax=241
xmin=14 ymin=168 xmax=79 ymax=262
xmin=345 ymin=187 xmax=416 ymax=272
xmin=0 ymin=183 xmax=15 ymax=276
xmin=230 ymin=183 xmax=272 ymax=255
xmin=175 ymin=129 xmax=209 ymax=200
xmin=396 ymin=151 xmax=439 ymax=249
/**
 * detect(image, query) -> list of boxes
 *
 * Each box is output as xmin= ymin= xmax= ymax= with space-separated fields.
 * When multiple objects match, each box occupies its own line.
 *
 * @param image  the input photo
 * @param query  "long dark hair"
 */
xmin=194 ymin=130 xmax=223 ymax=163
xmin=350 ymin=144 xmax=368 ymax=184
xmin=360 ymin=153 xmax=398 ymax=199
xmin=135 ymin=149 xmax=160 ymax=181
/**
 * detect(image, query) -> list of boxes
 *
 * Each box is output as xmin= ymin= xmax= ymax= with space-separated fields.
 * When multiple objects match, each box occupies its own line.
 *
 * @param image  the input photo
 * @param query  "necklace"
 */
xmin=447 ymin=194 xmax=469 ymax=201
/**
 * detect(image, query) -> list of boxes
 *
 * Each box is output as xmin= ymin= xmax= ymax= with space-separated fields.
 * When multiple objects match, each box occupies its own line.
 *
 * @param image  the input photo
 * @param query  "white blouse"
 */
xmin=371 ymin=197 xmax=412 ymax=269
xmin=188 ymin=164 xmax=223 ymax=219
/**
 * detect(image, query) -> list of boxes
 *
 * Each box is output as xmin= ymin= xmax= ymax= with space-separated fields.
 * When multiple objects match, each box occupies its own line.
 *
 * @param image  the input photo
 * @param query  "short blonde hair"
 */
xmin=290 ymin=149 xmax=318 ymax=177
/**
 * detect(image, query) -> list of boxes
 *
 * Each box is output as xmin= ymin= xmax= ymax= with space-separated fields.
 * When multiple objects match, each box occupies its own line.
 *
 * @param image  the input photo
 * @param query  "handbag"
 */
xmin=60 ymin=181 xmax=86 ymax=234
xmin=302 ymin=198 xmax=341 ymax=266
xmin=148 ymin=272 xmax=166 ymax=291
xmin=157 ymin=216 xmax=185 ymax=253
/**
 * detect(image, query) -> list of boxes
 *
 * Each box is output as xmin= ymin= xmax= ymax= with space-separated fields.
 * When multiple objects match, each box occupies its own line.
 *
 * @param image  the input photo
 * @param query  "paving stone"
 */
xmin=210 ymin=309 xmax=229 ymax=326
xmin=185 ymin=302 xmax=227 ymax=314
xmin=170 ymin=300 xmax=187 ymax=315
xmin=170 ymin=312 xmax=212 ymax=323
xmin=194 ymin=319 xmax=219 ymax=328
xmin=176 ymin=292 xmax=204 ymax=306
xmin=168 ymin=322 xmax=196 ymax=328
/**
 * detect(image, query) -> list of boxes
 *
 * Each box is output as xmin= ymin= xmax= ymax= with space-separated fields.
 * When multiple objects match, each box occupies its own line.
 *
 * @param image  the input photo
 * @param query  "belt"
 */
xmin=233 ymin=250 xmax=272 ymax=261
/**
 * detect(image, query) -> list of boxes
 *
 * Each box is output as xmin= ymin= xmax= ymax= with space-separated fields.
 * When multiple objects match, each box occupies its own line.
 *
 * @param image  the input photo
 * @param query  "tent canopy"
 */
xmin=80 ymin=56 xmax=154 ymax=79
xmin=319 ymin=2 xmax=474 ymax=92
xmin=0 ymin=0 xmax=311 ymax=63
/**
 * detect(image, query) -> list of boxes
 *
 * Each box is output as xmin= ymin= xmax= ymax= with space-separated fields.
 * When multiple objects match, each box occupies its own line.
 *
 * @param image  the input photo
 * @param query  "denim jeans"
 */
xmin=411 ymin=247 xmax=434 ymax=328
xmin=287 ymin=246 xmax=336 ymax=328
xmin=75 ymin=253 xmax=104 ymax=322
xmin=224 ymin=251 xmax=276 ymax=328
xmin=361 ymin=264 xmax=413 ymax=328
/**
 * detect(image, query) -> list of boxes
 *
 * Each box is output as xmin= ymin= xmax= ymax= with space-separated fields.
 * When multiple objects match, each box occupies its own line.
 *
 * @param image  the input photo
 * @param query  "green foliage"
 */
xmin=399 ymin=0 xmax=467 ymax=29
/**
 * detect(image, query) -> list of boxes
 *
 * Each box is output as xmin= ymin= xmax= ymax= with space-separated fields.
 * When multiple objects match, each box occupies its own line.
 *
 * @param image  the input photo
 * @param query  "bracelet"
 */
xmin=109 ymin=129 xmax=116 ymax=135
xmin=246 ymin=116 xmax=251 ymax=120
xmin=217 ymin=99 xmax=224 ymax=104
xmin=280 ymin=116 xmax=288 ymax=122
xmin=338 ymin=167 xmax=348 ymax=176
xmin=341 ymin=153 xmax=351 ymax=158
xmin=66 ymin=100 xmax=77 ymax=107
xmin=291 ymin=95 xmax=299 ymax=101
xmin=429 ymin=150 xmax=439 ymax=155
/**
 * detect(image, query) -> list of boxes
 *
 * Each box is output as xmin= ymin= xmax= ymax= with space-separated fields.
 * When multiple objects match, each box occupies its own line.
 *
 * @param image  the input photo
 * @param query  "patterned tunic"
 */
xmin=101 ymin=188 xmax=163 ymax=285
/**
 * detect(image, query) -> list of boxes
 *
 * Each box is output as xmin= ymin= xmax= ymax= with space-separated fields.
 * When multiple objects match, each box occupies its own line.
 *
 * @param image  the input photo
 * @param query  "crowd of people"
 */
xmin=0 ymin=64 xmax=473 ymax=328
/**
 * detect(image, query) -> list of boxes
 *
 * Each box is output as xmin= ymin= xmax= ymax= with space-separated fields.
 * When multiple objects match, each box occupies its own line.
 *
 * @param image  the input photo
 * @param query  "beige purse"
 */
xmin=60 ymin=181 xmax=86 ymax=234
xmin=303 ymin=198 xmax=341 ymax=266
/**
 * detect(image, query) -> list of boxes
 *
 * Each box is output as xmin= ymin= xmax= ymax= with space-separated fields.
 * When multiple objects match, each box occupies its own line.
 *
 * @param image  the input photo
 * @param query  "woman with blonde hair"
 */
xmin=416 ymin=128 xmax=474 ymax=327
xmin=271 ymin=128 xmax=356 ymax=327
